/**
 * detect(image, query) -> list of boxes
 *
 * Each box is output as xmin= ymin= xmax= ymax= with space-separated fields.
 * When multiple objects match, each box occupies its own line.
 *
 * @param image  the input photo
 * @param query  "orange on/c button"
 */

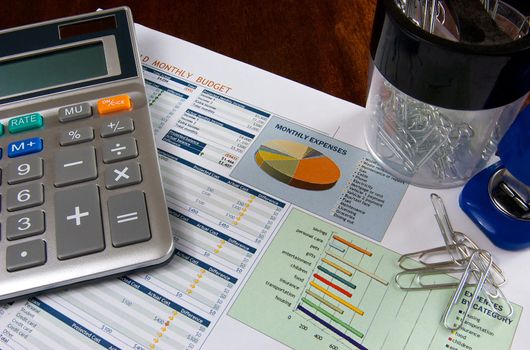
xmin=97 ymin=95 xmax=132 ymax=115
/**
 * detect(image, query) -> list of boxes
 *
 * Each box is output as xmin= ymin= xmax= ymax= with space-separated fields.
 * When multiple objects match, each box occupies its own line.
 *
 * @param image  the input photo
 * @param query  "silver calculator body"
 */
xmin=0 ymin=7 xmax=174 ymax=301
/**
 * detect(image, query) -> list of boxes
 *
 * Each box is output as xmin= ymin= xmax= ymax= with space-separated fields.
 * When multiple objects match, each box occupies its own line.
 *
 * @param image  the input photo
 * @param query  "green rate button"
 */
xmin=8 ymin=113 xmax=43 ymax=134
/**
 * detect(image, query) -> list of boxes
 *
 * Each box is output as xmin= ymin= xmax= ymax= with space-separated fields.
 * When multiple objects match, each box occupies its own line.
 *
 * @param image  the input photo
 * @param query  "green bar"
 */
xmin=8 ymin=113 xmax=43 ymax=133
xmin=302 ymin=297 xmax=364 ymax=338
xmin=0 ymin=123 xmax=4 ymax=136
xmin=317 ymin=265 xmax=357 ymax=289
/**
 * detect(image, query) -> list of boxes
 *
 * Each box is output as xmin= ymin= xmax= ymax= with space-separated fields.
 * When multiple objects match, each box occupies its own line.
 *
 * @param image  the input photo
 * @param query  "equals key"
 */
xmin=108 ymin=191 xmax=151 ymax=247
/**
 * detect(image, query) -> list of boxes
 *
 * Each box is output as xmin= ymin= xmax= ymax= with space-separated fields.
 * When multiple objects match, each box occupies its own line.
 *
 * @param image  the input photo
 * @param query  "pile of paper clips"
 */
xmin=395 ymin=193 xmax=513 ymax=330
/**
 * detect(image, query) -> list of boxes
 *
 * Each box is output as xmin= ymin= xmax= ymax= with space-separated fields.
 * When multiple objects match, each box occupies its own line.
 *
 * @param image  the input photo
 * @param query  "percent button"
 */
xmin=59 ymin=126 xmax=94 ymax=146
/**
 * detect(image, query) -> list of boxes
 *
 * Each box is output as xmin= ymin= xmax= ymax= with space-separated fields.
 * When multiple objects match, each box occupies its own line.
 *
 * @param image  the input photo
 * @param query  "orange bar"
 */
xmin=310 ymin=281 xmax=364 ymax=316
xmin=321 ymin=258 xmax=352 ymax=276
xmin=333 ymin=235 xmax=373 ymax=256
xmin=97 ymin=94 xmax=132 ymax=115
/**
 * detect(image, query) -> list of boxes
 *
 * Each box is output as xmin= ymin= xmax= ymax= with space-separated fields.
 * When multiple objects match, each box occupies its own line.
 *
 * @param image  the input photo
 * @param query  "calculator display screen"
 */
xmin=0 ymin=42 xmax=108 ymax=98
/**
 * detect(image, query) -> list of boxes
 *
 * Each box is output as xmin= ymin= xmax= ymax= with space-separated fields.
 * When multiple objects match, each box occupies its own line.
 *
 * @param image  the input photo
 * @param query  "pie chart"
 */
xmin=255 ymin=140 xmax=341 ymax=190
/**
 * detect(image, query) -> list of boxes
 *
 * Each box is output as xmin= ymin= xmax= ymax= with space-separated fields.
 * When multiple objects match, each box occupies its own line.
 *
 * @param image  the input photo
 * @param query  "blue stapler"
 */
xmin=460 ymin=105 xmax=530 ymax=250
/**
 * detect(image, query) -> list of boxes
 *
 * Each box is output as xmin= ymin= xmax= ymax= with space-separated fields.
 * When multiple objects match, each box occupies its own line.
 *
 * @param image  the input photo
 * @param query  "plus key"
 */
xmin=55 ymin=184 xmax=104 ymax=260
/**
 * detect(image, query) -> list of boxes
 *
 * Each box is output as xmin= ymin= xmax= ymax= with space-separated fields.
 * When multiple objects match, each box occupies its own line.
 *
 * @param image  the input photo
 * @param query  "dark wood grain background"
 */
xmin=1 ymin=0 xmax=377 ymax=107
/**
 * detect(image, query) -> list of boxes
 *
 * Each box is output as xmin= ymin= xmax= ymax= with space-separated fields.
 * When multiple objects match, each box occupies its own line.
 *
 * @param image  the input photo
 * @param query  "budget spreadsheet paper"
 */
xmin=0 ymin=24 xmax=527 ymax=350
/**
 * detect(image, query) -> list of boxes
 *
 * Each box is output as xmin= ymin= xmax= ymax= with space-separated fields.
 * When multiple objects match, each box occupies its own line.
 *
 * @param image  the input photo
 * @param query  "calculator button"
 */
xmin=108 ymin=191 xmax=151 ymax=247
xmin=8 ymin=113 xmax=43 ymax=134
xmin=7 ymin=183 xmax=44 ymax=212
xmin=54 ymin=146 xmax=97 ymax=187
xmin=97 ymin=95 xmax=132 ymax=115
xmin=7 ymin=156 xmax=43 ymax=184
xmin=0 ymin=123 xmax=4 ymax=136
xmin=6 ymin=240 xmax=46 ymax=272
xmin=59 ymin=126 xmax=94 ymax=146
xmin=58 ymin=103 xmax=92 ymax=123
xmin=105 ymin=160 xmax=142 ymax=189
xmin=8 ymin=137 xmax=43 ymax=158
xmin=102 ymin=136 xmax=138 ymax=163
xmin=100 ymin=117 xmax=134 ymax=138
xmin=6 ymin=210 xmax=45 ymax=240
xmin=55 ymin=184 xmax=104 ymax=260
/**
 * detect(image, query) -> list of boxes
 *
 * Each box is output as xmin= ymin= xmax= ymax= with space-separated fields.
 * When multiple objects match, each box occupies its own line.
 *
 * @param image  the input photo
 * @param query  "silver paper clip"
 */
xmin=443 ymin=250 xmax=491 ymax=330
xmin=394 ymin=194 xmax=513 ymax=330
xmin=431 ymin=194 xmax=506 ymax=290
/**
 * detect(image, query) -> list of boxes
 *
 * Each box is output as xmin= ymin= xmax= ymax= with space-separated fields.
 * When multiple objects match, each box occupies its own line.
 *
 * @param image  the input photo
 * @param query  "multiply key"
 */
xmin=105 ymin=160 xmax=142 ymax=189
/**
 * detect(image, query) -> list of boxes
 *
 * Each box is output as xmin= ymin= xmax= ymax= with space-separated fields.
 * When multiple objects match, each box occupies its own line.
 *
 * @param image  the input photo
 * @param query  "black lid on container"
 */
xmin=370 ymin=0 xmax=530 ymax=110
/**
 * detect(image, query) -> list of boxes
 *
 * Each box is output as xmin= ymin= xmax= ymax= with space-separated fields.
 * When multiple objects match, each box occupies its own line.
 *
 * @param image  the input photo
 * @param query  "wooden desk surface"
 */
xmin=1 ymin=0 xmax=376 ymax=107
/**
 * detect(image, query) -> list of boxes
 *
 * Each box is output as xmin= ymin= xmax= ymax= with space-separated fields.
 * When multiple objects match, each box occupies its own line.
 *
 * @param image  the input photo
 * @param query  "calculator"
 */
xmin=0 ymin=8 xmax=174 ymax=301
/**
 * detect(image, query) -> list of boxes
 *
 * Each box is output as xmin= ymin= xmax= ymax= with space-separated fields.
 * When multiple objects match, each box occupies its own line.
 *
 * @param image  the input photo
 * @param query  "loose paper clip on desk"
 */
xmin=460 ymin=105 xmax=530 ymax=250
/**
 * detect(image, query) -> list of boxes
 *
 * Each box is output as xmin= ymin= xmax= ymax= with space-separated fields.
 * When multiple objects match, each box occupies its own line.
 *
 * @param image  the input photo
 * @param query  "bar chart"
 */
xmin=294 ymin=232 xmax=389 ymax=350
xmin=230 ymin=209 xmax=521 ymax=350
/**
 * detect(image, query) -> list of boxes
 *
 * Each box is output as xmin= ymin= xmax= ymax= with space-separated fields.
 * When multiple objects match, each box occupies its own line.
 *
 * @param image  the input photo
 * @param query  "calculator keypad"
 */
xmin=2 ymin=95 xmax=149 ymax=274
xmin=0 ymin=9 xmax=176 ymax=302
